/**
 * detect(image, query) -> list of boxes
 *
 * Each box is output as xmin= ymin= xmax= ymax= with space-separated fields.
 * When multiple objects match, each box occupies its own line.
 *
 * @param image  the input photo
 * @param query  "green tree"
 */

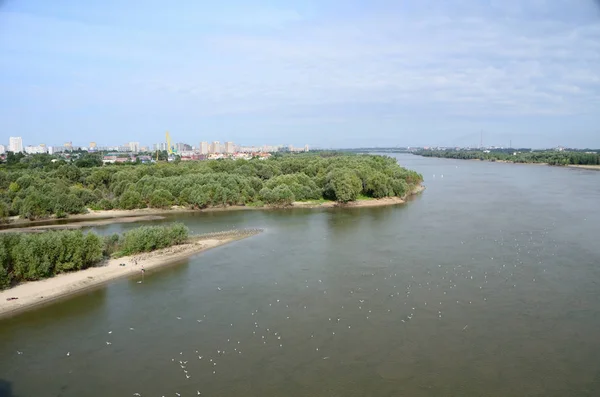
xmin=325 ymin=169 xmax=362 ymax=203
xmin=149 ymin=189 xmax=174 ymax=208
xmin=118 ymin=190 xmax=144 ymax=210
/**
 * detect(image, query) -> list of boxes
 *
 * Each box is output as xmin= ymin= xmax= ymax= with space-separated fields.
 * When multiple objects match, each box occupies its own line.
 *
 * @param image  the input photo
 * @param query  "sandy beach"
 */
xmin=0 ymin=230 xmax=260 ymax=319
xmin=567 ymin=164 xmax=600 ymax=171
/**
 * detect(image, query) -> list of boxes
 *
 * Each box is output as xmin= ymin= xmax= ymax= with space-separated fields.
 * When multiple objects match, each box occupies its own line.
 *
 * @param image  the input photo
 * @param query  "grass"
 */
xmin=295 ymin=198 xmax=333 ymax=205
xmin=357 ymin=194 xmax=376 ymax=201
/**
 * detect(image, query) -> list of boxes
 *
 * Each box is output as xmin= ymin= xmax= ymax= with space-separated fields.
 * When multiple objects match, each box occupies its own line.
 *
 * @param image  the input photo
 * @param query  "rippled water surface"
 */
xmin=1 ymin=154 xmax=599 ymax=397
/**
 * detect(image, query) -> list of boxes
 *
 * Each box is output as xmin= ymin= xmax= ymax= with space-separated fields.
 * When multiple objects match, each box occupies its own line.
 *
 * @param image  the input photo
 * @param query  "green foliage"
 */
xmin=418 ymin=149 xmax=600 ymax=166
xmin=149 ymin=189 xmax=174 ymax=209
xmin=118 ymin=190 xmax=144 ymax=210
xmin=325 ymin=169 xmax=362 ymax=203
xmin=0 ymin=154 xmax=423 ymax=220
xmin=115 ymin=223 xmax=189 ymax=256
xmin=0 ymin=201 xmax=9 ymax=224
xmin=4 ymin=230 xmax=103 ymax=283
xmin=0 ymin=223 xmax=187 ymax=289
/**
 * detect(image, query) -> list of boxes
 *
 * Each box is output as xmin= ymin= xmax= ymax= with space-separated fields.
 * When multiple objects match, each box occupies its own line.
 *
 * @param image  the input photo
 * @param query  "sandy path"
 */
xmin=0 ymin=234 xmax=253 ymax=319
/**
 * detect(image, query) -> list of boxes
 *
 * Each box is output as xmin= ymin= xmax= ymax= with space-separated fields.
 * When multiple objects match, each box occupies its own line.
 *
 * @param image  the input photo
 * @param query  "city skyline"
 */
xmin=0 ymin=135 xmax=311 ymax=154
xmin=1 ymin=1 xmax=599 ymax=148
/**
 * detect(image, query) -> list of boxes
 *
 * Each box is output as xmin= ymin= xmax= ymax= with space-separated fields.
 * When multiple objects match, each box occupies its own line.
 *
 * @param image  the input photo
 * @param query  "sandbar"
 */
xmin=0 ymin=230 xmax=261 ymax=319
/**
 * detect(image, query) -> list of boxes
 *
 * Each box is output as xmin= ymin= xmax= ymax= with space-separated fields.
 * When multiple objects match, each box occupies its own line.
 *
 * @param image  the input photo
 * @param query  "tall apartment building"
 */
xmin=25 ymin=145 xmax=47 ymax=154
xmin=211 ymin=141 xmax=221 ymax=153
xmin=9 ymin=137 xmax=23 ymax=153
xmin=225 ymin=142 xmax=235 ymax=154
xmin=64 ymin=142 xmax=73 ymax=150
xmin=129 ymin=142 xmax=140 ymax=153
xmin=89 ymin=142 xmax=97 ymax=150
xmin=199 ymin=142 xmax=209 ymax=154
xmin=153 ymin=143 xmax=168 ymax=151
xmin=0 ymin=145 xmax=5 ymax=154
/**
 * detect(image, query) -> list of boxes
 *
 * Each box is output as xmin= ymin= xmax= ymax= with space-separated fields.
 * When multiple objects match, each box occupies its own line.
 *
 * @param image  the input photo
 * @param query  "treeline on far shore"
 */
xmin=0 ymin=223 xmax=189 ymax=289
xmin=416 ymin=149 xmax=600 ymax=166
xmin=0 ymin=153 xmax=423 ymax=222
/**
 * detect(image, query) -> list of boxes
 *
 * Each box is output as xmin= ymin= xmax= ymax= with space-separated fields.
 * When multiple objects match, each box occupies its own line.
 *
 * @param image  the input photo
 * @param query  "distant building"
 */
xmin=175 ymin=143 xmax=192 ymax=152
xmin=64 ymin=142 xmax=73 ymax=151
xmin=153 ymin=143 xmax=168 ymax=151
xmin=225 ymin=141 xmax=235 ymax=154
xmin=9 ymin=137 xmax=23 ymax=153
xmin=47 ymin=146 xmax=54 ymax=155
xmin=25 ymin=145 xmax=48 ymax=154
xmin=129 ymin=142 xmax=140 ymax=153
xmin=304 ymin=144 xmax=309 ymax=152
xmin=89 ymin=142 xmax=97 ymax=150
xmin=211 ymin=141 xmax=221 ymax=154
xmin=199 ymin=141 xmax=209 ymax=154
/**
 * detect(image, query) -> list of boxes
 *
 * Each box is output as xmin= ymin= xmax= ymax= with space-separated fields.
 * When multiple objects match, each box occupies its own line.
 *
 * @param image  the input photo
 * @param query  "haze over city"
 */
xmin=1 ymin=0 xmax=600 ymax=148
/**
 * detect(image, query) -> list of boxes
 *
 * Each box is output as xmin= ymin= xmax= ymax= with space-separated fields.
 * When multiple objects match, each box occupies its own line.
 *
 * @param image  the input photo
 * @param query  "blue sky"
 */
xmin=1 ymin=0 xmax=599 ymax=149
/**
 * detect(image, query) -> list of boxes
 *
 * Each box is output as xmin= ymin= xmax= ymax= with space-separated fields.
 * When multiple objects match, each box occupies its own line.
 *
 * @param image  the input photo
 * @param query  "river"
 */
xmin=1 ymin=154 xmax=599 ymax=397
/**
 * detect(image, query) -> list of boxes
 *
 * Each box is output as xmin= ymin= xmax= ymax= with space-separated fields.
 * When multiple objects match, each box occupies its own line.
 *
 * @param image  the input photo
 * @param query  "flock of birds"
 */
xmin=11 ymin=226 xmax=559 ymax=396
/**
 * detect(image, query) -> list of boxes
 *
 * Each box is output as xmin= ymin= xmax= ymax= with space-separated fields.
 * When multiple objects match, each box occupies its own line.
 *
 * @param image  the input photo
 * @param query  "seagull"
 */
xmin=67 ymin=352 xmax=70 ymax=356
xmin=106 ymin=342 xmax=112 ymax=345
xmin=133 ymin=393 xmax=141 ymax=396
xmin=108 ymin=331 xmax=112 ymax=334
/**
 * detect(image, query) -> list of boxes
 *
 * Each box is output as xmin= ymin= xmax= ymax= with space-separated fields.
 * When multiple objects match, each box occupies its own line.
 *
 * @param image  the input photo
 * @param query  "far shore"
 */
xmin=467 ymin=158 xmax=600 ymax=170
xmin=0 ymin=230 xmax=261 ymax=319
xmin=566 ymin=164 xmax=600 ymax=171
xmin=2 ymin=185 xmax=425 ymax=231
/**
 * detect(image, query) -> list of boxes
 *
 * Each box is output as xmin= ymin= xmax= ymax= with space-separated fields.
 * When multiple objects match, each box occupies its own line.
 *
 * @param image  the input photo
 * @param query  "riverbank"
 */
xmin=567 ymin=164 xmax=600 ymax=171
xmin=2 ymin=185 xmax=425 ymax=230
xmin=0 ymin=230 xmax=261 ymax=319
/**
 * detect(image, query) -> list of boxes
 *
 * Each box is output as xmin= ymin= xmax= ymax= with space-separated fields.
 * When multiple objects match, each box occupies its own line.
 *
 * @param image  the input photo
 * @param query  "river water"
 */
xmin=1 ymin=154 xmax=599 ymax=397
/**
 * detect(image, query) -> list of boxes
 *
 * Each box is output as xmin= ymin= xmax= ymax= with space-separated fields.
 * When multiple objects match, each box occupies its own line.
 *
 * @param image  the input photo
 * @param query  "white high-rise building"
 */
xmin=199 ymin=142 xmax=209 ymax=154
xmin=25 ymin=145 xmax=48 ymax=154
xmin=9 ymin=137 xmax=23 ymax=153
xmin=211 ymin=141 xmax=220 ymax=153
xmin=129 ymin=142 xmax=140 ymax=153
xmin=0 ymin=145 xmax=5 ymax=154
xmin=225 ymin=142 xmax=234 ymax=154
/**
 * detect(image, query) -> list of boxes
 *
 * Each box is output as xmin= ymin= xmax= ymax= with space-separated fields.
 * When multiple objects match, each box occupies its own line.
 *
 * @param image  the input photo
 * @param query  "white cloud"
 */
xmin=1 ymin=1 xmax=599 ymax=123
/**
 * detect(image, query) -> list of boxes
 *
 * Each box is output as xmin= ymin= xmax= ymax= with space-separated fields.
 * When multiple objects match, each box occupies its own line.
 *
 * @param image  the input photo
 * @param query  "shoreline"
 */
xmin=566 ymin=164 xmax=600 ymax=171
xmin=436 ymin=156 xmax=600 ymax=170
xmin=2 ymin=185 xmax=425 ymax=230
xmin=0 ymin=230 xmax=261 ymax=319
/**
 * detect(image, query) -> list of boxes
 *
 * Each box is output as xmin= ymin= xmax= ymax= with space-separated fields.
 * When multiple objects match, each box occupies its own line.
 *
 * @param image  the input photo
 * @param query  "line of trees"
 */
xmin=0 ymin=153 xmax=423 ymax=221
xmin=0 ymin=223 xmax=189 ymax=289
xmin=417 ymin=149 xmax=600 ymax=166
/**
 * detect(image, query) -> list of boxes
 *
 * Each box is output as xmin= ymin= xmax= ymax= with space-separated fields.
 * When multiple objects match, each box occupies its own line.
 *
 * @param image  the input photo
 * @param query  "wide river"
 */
xmin=1 ymin=154 xmax=599 ymax=397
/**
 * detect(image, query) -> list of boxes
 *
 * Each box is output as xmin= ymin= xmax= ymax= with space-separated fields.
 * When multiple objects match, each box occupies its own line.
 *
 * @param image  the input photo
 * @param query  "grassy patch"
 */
xmin=357 ymin=194 xmax=376 ymax=201
xmin=296 ymin=198 xmax=334 ymax=205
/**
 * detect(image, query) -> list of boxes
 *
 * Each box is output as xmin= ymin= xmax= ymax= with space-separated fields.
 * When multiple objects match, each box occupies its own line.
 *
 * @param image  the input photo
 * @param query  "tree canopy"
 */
xmin=0 ymin=223 xmax=189 ymax=289
xmin=0 ymin=153 xmax=423 ymax=221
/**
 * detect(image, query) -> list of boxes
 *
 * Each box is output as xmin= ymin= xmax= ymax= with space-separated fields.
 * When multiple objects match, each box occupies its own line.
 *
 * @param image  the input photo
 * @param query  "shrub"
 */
xmin=116 ymin=223 xmax=189 ymax=256
xmin=149 ymin=189 xmax=174 ymax=209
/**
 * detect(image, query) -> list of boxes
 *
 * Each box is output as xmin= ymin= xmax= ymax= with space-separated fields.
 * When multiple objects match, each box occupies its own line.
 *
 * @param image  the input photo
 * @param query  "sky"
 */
xmin=1 ymin=0 xmax=599 ymax=149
